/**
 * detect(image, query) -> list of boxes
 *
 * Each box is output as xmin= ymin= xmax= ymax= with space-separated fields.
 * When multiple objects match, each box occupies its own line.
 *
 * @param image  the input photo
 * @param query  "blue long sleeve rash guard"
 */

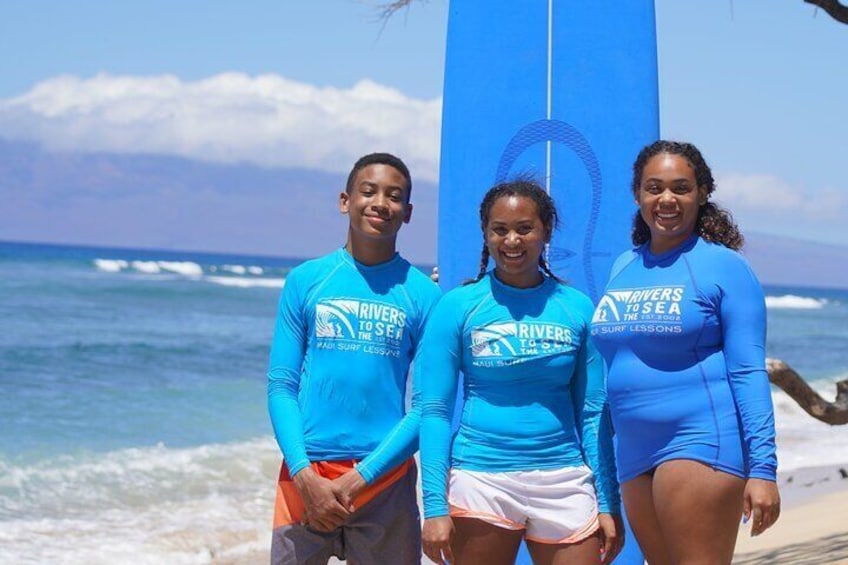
xmin=267 ymin=248 xmax=441 ymax=484
xmin=419 ymin=272 xmax=619 ymax=519
xmin=591 ymin=235 xmax=778 ymax=483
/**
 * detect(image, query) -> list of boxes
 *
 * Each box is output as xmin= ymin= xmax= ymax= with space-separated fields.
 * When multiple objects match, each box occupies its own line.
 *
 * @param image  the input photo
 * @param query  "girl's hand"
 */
xmin=422 ymin=516 xmax=455 ymax=564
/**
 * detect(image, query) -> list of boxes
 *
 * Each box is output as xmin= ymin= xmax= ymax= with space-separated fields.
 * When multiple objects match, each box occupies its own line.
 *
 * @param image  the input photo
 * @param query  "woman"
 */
xmin=419 ymin=179 xmax=622 ymax=565
xmin=591 ymin=140 xmax=780 ymax=564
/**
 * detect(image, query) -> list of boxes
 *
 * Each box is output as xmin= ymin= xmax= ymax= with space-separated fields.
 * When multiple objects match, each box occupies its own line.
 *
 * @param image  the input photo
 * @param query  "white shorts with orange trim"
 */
xmin=448 ymin=465 xmax=599 ymax=544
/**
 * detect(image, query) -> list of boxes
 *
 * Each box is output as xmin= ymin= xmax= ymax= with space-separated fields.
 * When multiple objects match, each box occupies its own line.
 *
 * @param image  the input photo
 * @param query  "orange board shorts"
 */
xmin=273 ymin=458 xmax=414 ymax=529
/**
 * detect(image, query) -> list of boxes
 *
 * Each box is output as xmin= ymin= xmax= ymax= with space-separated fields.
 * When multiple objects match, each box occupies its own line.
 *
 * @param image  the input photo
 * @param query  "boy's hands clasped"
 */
xmin=294 ymin=468 xmax=367 ymax=531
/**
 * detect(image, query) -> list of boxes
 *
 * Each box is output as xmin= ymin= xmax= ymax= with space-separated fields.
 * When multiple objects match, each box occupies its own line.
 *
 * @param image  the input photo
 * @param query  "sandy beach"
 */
xmin=734 ymin=465 xmax=848 ymax=565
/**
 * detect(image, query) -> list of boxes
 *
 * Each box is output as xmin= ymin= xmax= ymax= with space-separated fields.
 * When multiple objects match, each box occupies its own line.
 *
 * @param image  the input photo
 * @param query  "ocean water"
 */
xmin=1 ymin=241 xmax=846 ymax=563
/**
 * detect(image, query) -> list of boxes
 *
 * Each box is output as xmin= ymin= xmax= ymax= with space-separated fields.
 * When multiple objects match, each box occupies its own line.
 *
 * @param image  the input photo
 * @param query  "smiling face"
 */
xmin=340 ymin=163 xmax=412 ymax=245
xmin=484 ymin=194 xmax=551 ymax=288
xmin=636 ymin=153 xmax=707 ymax=254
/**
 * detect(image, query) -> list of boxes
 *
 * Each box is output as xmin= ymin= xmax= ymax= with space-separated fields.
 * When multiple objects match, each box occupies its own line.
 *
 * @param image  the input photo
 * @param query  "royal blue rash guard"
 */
xmin=591 ymin=235 xmax=778 ymax=483
xmin=267 ymin=248 xmax=441 ymax=484
xmin=419 ymin=272 xmax=620 ymax=519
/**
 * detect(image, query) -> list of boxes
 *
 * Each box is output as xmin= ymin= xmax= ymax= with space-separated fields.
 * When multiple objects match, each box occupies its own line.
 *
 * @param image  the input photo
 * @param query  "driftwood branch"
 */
xmin=768 ymin=358 xmax=848 ymax=425
xmin=805 ymin=0 xmax=848 ymax=24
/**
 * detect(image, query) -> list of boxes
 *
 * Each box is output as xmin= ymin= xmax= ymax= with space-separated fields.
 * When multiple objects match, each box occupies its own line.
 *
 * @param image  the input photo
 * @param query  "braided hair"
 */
xmin=631 ymin=140 xmax=743 ymax=251
xmin=466 ymin=178 xmax=562 ymax=284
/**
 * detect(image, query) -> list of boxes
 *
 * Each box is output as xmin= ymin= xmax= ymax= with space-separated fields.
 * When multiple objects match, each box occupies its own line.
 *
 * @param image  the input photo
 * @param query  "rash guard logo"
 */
xmin=314 ymin=298 xmax=407 ymax=357
xmin=316 ymin=300 xmax=358 ymax=338
xmin=592 ymin=291 xmax=633 ymax=323
xmin=592 ymin=286 xmax=685 ymax=335
xmin=470 ymin=323 xmax=518 ymax=358
xmin=470 ymin=322 xmax=575 ymax=367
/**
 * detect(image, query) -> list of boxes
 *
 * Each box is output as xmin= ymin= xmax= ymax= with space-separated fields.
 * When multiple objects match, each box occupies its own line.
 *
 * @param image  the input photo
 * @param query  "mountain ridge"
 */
xmin=1 ymin=140 xmax=845 ymax=289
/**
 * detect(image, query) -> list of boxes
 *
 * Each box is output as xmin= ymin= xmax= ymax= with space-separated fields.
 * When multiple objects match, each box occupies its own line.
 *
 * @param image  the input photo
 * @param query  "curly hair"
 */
xmin=631 ymin=140 xmax=743 ymax=251
xmin=466 ymin=178 xmax=562 ymax=284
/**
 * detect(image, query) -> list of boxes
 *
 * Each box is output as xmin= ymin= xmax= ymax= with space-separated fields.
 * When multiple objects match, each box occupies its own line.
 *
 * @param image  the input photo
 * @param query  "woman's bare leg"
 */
xmin=526 ymin=534 xmax=601 ymax=565
xmin=451 ymin=517 xmax=524 ymax=565
xmin=652 ymin=460 xmax=745 ymax=565
xmin=621 ymin=473 xmax=672 ymax=565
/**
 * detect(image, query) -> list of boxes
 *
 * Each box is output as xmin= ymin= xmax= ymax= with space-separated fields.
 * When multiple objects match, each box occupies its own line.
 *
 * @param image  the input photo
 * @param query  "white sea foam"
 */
xmin=222 ymin=265 xmax=265 ymax=276
xmin=123 ymin=261 xmax=205 ymax=277
xmin=93 ymin=259 xmax=128 ymax=272
xmin=0 ymin=438 xmax=278 ymax=564
xmin=131 ymin=260 xmax=162 ymax=274
xmin=95 ymin=258 xmax=275 ymax=283
xmin=765 ymin=294 xmax=826 ymax=309
xmin=157 ymin=261 xmax=204 ymax=277
xmin=771 ymin=376 xmax=848 ymax=471
xmin=206 ymin=276 xmax=285 ymax=289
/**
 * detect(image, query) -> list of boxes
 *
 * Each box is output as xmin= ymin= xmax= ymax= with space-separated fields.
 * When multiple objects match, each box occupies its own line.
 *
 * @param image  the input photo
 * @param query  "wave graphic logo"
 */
xmin=315 ymin=299 xmax=358 ymax=339
xmin=470 ymin=323 xmax=519 ymax=358
xmin=592 ymin=291 xmax=634 ymax=324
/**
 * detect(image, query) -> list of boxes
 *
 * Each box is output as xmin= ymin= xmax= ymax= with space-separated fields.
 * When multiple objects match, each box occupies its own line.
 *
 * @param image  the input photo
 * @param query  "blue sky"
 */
xmin=1 ymin=0 xmax=846 ymax=254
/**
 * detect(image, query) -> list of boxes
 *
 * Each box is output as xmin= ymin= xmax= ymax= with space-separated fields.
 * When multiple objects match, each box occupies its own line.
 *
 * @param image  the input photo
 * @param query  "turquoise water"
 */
xmin=0 ymin=242 xmax=302 ymax=463
xmin=764 ymin=285 xmax=848 ymax=380
xmin=0 ymin=240 xmax=845 ymax=563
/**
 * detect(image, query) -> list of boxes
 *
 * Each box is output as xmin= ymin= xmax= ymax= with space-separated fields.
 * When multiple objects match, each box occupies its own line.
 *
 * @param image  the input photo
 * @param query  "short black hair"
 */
xmin=345 ymin=152 xmax=413 ymax=201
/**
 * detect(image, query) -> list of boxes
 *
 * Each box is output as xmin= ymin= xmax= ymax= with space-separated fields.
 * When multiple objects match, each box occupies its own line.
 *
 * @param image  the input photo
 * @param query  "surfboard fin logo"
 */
xmin=495 ymin=119 xmax=603 ymax=300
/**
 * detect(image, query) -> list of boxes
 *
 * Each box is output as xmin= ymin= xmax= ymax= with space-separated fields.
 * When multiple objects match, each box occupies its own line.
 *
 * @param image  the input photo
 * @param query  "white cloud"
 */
xmin=715 ymin=172 xmax=846 ymax=220
xmin=0 ymin=73 xmax=442 ymax=181
xmin=714 ymin=173 xmax=800 ymax=210
xmin=712 ymin=172 xmax=848 ymax=244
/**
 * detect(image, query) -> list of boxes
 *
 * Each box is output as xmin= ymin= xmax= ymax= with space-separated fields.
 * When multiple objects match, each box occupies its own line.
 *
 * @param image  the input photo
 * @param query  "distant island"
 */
xmin=744 ymin=233 xmax=848 ymax=290
xmin=1 ymin=139 xmax=845 ymax=290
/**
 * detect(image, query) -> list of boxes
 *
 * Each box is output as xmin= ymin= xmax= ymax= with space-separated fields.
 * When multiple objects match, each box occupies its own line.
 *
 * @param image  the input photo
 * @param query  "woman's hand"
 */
xmin=422 ymin=516 xmax=455 ymax=564
xmin=743 ymin=478 xmax=781 ymax=536
xmin=598 ymin=513 xmax=624 ymax=565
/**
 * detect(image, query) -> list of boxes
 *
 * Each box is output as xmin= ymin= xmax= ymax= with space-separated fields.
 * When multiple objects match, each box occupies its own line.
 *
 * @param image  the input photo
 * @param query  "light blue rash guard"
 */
xmin=419 ymin=272 xmax=620 ymax=519
xmin=591 ymin=235 xmax=778 ymax=483
xmin=267 ymin=248 xmax=441 ymax=484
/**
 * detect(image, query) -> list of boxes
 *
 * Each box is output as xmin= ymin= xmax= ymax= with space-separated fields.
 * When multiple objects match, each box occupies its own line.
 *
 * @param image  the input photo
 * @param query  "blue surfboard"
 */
xmin=437 ymin=2 xmax=659 ymax=563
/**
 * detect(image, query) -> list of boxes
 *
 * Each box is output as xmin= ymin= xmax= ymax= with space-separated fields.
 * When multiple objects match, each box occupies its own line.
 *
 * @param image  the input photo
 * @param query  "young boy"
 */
xmin=268 ymin=153 xmax=440 ymax=564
